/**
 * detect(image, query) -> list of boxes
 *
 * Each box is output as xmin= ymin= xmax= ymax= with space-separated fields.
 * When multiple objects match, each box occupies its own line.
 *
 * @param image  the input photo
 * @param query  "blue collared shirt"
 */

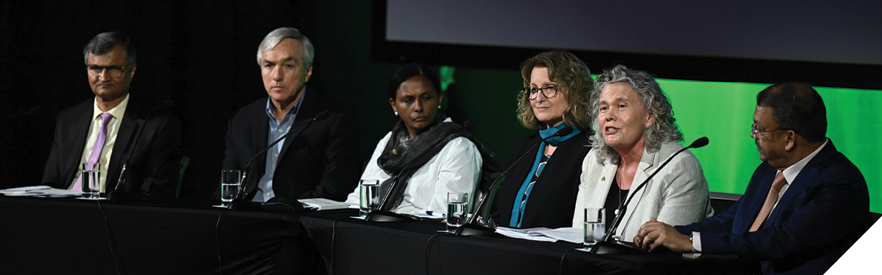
xmin=252 ymin=90 xmax=305 ymax=202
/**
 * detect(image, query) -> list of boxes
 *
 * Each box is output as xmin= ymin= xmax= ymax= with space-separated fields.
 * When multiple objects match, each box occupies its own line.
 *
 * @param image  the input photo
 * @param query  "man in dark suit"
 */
xmin=634 ymin=82 xmax=872 ymax=275
xmin=222 ymin=27 xmax=359 ymax=203
xmin=42 ymin=32 xmax=182 ymax=197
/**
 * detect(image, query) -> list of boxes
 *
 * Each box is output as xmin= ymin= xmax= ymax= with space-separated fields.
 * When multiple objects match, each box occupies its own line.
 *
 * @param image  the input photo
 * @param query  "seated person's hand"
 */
xmin=634 ymin=218 xmax=692 ymax=252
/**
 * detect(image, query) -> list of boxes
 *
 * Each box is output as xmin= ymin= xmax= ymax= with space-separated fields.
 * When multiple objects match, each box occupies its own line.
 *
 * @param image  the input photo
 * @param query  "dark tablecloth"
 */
xmin=0 ymin=195 xmax=320 ymax=275
xmin=301 ymin=210 xmax=760 ymax=275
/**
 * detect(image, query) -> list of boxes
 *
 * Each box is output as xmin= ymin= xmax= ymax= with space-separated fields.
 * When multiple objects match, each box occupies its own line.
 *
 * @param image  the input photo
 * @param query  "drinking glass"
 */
xmin=359 ymin=179 xmax=380 ymax=217
xmin=220 ymin=170 xmax=242 ymax=207
xmin=583 ymin=207 xmax=606 ymax=247
xmin=81 ymin=167 xmax=101 ymax=199
xmin=446 ymin=192 xmax=468 ymax=232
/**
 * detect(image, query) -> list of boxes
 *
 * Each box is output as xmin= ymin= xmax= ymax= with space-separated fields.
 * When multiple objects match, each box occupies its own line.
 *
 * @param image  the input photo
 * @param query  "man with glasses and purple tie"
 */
xmin=41 ymin=31 xmax=182 ymax=197
xmin=633 ymin=82 xmax=872 ymax=275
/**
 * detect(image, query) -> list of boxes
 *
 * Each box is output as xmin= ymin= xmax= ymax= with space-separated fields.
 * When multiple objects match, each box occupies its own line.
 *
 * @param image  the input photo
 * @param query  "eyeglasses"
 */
xmin=86 ymin=65 xmax=130 ymax=78
xmin=524 ymin=84 xmax=559 ymax=100
xmin=750 ymin=123 xmax=789 ymax=138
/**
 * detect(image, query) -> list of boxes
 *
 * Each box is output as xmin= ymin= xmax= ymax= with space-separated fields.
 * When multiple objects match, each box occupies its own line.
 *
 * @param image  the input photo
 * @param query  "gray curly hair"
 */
xmin=589 ymin=65 xmax=682 ymax=164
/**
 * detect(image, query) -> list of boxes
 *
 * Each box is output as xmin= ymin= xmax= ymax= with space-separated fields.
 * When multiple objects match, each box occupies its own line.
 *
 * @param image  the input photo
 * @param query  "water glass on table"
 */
xmin=583 ymin=207 xmax=606 ymax=247
xmin=81 ymin=165 xmax=101 ymax=199
xmin=446 ymin=192 xmax=468 ymax=232
xmin=358 ymin=179 xmax=380 ymax=217
xmin=220 ymin=169 xmax=242 ymax=207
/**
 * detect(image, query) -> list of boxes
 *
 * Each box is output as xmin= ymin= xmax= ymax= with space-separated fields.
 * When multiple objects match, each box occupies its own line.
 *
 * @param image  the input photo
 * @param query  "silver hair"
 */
xmin=589 ymin=65 xmax=683 ymax=164
xmin=256 ymin=27 xmax=314 ymax=67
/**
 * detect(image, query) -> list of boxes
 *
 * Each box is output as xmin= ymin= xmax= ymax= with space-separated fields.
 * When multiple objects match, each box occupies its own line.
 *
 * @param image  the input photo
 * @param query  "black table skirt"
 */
xmin=301 ymin=210 xmax=760 ymax=275
xmin=0 ymin=196 xmax=321 ymax=275
xmin=3 ymin=195 xmax=758 ymax=275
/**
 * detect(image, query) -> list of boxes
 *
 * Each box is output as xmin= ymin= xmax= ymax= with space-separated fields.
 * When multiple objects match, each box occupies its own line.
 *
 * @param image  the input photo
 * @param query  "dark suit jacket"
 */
xmin=223 ymin=90 xmax=360 ymax=202
xmin=495 ymin=132 xmax=591 ymax=228
xmin=676 ymin=140 xmax=871 ymax=275
xmin=41 ymin=97 xmax=183 ymax=197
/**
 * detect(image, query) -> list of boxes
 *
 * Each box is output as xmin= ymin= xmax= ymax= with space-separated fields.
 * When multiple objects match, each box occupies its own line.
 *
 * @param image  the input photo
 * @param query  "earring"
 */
xmin=437 ymin=105 xmax=441 ymax=109
xmin=394 ymin=111 xmax=399 ymax=116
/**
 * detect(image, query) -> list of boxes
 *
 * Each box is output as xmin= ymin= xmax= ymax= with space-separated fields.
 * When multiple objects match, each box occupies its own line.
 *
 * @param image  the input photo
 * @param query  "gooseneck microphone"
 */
xmin=366 ymin=118 xmax=475 ymax=222
xmin=229 ymin=110 xmax=328 ymax=208
xmin=456 ymin=127 xmax=574 ymax=236
xmin=591 ymin=137 xmax=709 ymax=254
xmin=107 ymin=100 xmax=174 ymax=201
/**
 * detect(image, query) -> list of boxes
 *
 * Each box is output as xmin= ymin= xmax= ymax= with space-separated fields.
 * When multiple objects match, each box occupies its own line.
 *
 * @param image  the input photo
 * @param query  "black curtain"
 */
xmin=0 ymin=1 xmax=402 ymax=197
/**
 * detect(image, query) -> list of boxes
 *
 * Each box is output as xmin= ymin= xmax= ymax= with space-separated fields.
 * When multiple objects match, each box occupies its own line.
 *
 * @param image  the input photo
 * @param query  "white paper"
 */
xmin=0 ymin=185 xmax=81 ymax=197
xmin=495 ymin=227 xmax=557 ymax=242
xmin=495 ymin=226 xmax=584 ymax=244
xmin=406 ymin=211 xmax=445 ymax=220
xmin=298 ymin=198 xmax=353 ymax=210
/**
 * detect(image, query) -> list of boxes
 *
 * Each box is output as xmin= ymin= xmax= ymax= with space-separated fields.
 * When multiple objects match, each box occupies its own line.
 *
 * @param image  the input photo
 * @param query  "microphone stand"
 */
xmin=365 ymin=119 xmax=475 ymax=222
xmin=107 ymin=100 xmax=174 ymax=202
xmin=227 ymin=111 xmax=328 ymax=210
xmin=455 ymin=127 xmax=575 ymax=236
xmin=590 ymin=137 xmax=709 ymax=254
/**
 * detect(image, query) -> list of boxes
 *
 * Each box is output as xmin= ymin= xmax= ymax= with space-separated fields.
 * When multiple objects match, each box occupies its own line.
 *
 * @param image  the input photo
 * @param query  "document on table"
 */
xmin=495 ymin=226 xmax=584 ymax=244
xmin=298 ymin=198 xmax=354 ymax=210
xmin=0 ymin=185 xmax=81 ymax=197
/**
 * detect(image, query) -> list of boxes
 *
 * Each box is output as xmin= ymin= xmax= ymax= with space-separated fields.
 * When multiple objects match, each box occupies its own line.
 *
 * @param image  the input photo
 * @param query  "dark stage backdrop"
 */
xmin=0 ymin=1 xmax=533 ymax=198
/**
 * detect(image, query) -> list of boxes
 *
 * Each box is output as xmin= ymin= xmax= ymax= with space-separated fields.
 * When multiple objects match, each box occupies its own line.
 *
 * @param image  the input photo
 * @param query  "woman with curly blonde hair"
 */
xmin=495 ymin=51 xmax=594 ymax=228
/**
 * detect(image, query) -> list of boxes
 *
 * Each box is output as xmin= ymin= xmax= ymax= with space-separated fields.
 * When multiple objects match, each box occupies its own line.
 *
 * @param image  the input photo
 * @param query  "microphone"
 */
xmin=228 ymin=110 xmax=329 ymax=209
xmin=456 ymin=127 xmax=574 ymax=236
xmin=366 ymin=118 xmax=475 ymax=222
xmin=591 ymin=137 xmax=709 ymax=254
xmin=107 ymin=100 xmax=174 ymax=201
xmin=1 ymin=106 xmax=41 ymax=125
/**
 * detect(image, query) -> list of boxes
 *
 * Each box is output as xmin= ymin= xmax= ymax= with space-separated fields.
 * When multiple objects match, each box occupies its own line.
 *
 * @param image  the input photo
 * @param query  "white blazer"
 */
xmin=571 ymin=142 xmax=714 ymax=240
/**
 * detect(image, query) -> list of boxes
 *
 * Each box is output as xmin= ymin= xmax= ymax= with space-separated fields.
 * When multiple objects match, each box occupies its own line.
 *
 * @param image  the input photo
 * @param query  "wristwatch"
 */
xmin=689 ymin=232 xmax=697 ymax=252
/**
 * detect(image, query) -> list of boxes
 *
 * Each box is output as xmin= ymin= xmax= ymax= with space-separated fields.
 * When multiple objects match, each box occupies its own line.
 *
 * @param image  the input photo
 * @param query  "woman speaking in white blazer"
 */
xmin=572 ymin=65 xmax=714 ymax=241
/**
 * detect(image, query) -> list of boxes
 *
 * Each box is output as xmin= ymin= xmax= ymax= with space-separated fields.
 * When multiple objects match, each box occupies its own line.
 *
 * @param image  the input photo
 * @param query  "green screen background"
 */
xmin=656 ymin=79 xmax=881 ymax=211
xmin=434 ymin=66 xmax=880 ymax=213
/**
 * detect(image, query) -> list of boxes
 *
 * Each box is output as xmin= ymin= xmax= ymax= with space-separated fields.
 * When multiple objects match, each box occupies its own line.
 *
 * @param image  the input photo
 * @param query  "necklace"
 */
xmin=615 ymin=172 xmax=625 ymax=216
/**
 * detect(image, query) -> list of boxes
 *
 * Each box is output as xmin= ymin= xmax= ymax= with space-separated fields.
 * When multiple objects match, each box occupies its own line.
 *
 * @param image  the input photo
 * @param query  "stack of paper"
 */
xmin=0 ymin=185 xmax=81 ymax=198
xmin=495 ymin=226 xmax=584 ymax=244
xmin=298 ymin=198 xmax=353 ymax=210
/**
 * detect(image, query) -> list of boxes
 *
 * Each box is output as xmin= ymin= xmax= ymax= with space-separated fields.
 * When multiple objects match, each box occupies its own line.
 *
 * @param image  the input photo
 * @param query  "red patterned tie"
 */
xmin=749 ymin=171 xmax=786 ymax=232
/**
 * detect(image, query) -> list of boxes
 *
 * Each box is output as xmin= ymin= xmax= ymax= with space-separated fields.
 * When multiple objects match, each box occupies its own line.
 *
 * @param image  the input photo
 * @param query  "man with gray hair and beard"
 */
xmin=222 ymin=27 xmax=360 ymax=204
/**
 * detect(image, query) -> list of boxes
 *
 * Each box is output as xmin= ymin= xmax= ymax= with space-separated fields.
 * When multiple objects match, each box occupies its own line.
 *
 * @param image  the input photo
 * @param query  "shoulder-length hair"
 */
xmin=589 ymin=65 xmax=682 ymax=164
xmin=516 ymin=51 xmax=593 ymax=130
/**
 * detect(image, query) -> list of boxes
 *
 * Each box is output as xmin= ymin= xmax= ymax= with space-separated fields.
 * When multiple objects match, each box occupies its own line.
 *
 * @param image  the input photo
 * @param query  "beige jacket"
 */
xmin=572 ymin=142 xmax=714 ymax=240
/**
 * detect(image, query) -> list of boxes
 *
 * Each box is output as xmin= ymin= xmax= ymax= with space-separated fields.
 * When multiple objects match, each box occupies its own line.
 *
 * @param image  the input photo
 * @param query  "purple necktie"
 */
xmin=72 ymin=113 xmax=113 ymax=192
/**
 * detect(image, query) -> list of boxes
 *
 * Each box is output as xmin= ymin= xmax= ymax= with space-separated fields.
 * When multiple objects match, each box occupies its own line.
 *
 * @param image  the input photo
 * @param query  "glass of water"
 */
xmin=359 ymin=179 xmax=380 ymax=217
xmin=81 ymin=166 xmax=101 ymax=199
xmin=220 ymin=170 xmax=242 ymax=207
xmin=583 ymin=207 xmax=606 ymax=247
xmin=446 ymin=192 xmax=468 ymax=232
